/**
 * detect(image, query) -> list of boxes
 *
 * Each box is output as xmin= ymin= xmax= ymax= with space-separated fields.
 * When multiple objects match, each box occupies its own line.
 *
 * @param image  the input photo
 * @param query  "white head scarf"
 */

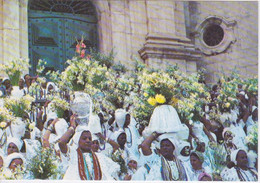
xmin=72 ymin=125 xmax=91 ymax=146
xmin=43 ymin=112 xmax=58 ymax=131
xmin=54 ymin=118 xmax=69 ymax=138
xmin=6 ymin=137 xmax=23 ymax=153
xmin=4 ymin=152 xmax=25 ymax=168
xmin=222 ymin=127 xmax=232 ymax=138
xmin=46 ymin=82 xmax=58 ymax=92
xmin=158 ymin=133 xmax=176 ymax=150
xmin=2 ymin=77 xmax=10 ymax=84
xmin=110 ymin=129 xmax=126 ymax=143
xmin=230 ymin=148 xmax=246 ymax=165
xmin=115 ymin=109 xmax=127 ymax=129
xmin=88 ymin=114 xmax=102 ymax=141
xmin=175 ymin=140 xmax=191 ymax=158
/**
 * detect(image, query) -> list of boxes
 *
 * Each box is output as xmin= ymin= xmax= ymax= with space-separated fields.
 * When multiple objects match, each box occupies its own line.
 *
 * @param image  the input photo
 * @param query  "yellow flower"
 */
xmin=225 ymin=102 xmax=230 ymax=108
xmin=155 ymin=94 xmax=166 ymax=104
xmin=29 ymin=123 xmax=35 ymax=130
xmin=171 ymin=97 xmax=178 ymax=105
xmin=0 ymin=122 xmax=6 ymax=128
xmin=147 ymin=97 xmax=157 ymax=106
xmin=144 ymin=93 xmax=148 ymax=97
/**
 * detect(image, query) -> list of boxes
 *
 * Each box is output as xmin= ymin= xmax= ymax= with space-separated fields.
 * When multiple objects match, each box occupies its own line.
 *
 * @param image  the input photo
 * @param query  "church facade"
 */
xmin=0 ymin=0 xmax=258 ymax=83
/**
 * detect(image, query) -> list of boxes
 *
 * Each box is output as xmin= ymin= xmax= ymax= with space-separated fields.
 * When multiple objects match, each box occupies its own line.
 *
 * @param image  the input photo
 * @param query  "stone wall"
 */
xmin=188 ymin=1 xmax=258 ymax=83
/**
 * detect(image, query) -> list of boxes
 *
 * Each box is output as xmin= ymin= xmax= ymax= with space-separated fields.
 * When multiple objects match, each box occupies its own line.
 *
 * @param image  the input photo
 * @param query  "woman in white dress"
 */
xmin=140 ymin=132 xmax=188 ymax=181
xmin=189 ymin=151 xmax=212 ymax=181
xmin=221 ymin=149 xmax=258 ymax=181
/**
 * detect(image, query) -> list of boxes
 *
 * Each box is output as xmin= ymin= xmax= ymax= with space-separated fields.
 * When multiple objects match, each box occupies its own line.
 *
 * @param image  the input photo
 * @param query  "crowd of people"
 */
xmin=0 ymin=72 xmax=258 ymax=181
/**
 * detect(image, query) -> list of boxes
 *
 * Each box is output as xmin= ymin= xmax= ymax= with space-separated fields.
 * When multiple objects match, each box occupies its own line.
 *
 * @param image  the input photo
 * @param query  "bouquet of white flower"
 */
xmin=0 ymin=58 xmax=30 ymax=86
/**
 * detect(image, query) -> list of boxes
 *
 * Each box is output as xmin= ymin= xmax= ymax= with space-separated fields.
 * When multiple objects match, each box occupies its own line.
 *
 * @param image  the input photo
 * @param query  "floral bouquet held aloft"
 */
xmin=0 ymin=58 xmax=30 ymax=86
xmin=4 ymin=95 xmax=35 ymax=120
xmin=49 ymin=96 xmax=69 ymax=118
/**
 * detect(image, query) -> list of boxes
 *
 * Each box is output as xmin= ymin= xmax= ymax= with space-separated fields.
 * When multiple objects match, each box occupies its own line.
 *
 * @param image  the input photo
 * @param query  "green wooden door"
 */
xmin=28 ymin=7 xmax=98 ymax=75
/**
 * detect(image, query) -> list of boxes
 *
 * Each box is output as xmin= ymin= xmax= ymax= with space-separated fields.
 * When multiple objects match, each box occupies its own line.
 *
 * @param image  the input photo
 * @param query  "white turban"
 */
xmin=222 ymin=127 xmax=232 ymax=138
xmin=6 ymin=137 xmax=23 ymax=153
xmin=158 ymin=133 xmax=177 ymax=149
xmin=110 ymin=129 xmax=126 ymax=143
xmin=175 ymin=140 xmax=191 ymax=157
xmin=44 ymin=112 xmax=58 ymax=129
xmin=2 ymin=77 xmax=10 ymax=84
xmin=88 ymin=114 xmax=101 ymax=141
xmin=46 ymin=82 xmax=58 ymax=92
xmin=72 ymin=125 xmax=91 ymax=146
xmin=55 ymin=118 xmax=69 ymax=138
xmin=230 ymin=148 xmax=246 ymax=165
xmin=115 ymin=109 xmax=127 ymax=129
xmin=4 ymin=152 xmax=25 ymax=168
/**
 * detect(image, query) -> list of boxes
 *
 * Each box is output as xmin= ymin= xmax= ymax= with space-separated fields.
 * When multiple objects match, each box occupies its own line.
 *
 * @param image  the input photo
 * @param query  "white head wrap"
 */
xmin=222 ymin=127 xmax=232 ymax=138
xmin=175 ymin=140 xmax=191 ymax=158
xmin=115 ymin=109 xmax=127 ymax=129
xmin=88 ymin=114 xmax=101 ymax=141
xmin=110 ymin=129 xmax=126 ymax=143
xmin=252 ymin=106 xmax=257 ymax=112
xmin=46 ymin=82 xmax=58 ymax=92
xmin=70 ymin=92 xmax=92 ymax=126
xmin=54 ymin=118 xmax=69 ymax=138
xmin=230 ymin=148 xmax=246 ymax=165
xmin=2 ymin=77 xmax=10 ymax=84
xmin=6 ymin=137 xmax=23 ymax=153
xmin=4 ymin=152 xmax=25 ymax=168
xmin=44 ymin=112 xmax=58 ymax=129
xmin=72 ymin=125 xmax=91 ymax=146
xmin=158 ymin=133 xmax=176 ymax=149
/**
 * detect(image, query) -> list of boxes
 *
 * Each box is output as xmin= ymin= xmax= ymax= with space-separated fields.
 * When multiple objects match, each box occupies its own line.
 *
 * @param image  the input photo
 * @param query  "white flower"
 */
xmin=0 ymin=122 xmax=7 ymax=128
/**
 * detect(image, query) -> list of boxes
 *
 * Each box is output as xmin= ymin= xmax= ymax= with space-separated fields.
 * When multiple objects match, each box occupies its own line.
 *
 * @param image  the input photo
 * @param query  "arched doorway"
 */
xmin=28 ymin=0 xmax=99 ymax=75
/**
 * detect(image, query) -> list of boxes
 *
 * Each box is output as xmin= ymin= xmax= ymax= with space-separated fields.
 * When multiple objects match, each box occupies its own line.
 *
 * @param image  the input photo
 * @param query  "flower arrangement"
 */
xmin=139 ymin=70 xmax=177 ymax=106
xmin=49 ymin=96 xmax=69 ymax=118
xmin=0 ymin=107 xmax=14 ymax=125
xmin=0 ymin=165 xmax=25 ymax=180
xmin=27 ymin=146 xmax=61 ymax=179
xmin=36 ymin=59 xmax=47 ymax=76
xmin=245 ymin=124 xmax=258 ymax=153
xmin=208 ymin=142 xmax=226 ymax=177
xmin=245 ymin=77 xmax=258 ymax=96
xmin=111 ymin=150 xmax=128 ymax=176
xmin=0 ymin=58 xmax=30 ymax=86
xmin=4 ymin=95 xmax=34 ymax=119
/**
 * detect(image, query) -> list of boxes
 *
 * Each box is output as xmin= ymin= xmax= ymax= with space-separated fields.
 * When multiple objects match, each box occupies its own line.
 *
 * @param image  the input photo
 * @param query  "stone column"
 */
xmin=139 ymin=1 xmax=201 ymax=73
xmin=94 ymin=0 xmax=113 ymax=55
xmin=19 ymin=0 xmax=29 ymax=59
xmin=3 ymin=0 xmax=20 ymax=62
xmin=0 ymin=0 xmax=3 ymax=65
xmin=109 ymin=0 xmax=132 ymax=66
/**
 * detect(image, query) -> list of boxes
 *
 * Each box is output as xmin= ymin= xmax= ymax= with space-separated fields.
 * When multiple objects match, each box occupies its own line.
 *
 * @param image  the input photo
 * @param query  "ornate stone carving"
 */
xmin=138 ymin=33 xmax=201 ymax=67
xmin=194 ymin=15 xmax=236 ymax=55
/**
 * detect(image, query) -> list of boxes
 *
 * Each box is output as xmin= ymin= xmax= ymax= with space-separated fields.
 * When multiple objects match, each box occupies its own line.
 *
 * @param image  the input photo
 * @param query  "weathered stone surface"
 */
xmin=3 ymin=0 xmax=19 ymax=29
xmin=3 ymin=29 xmax=20 ymax=62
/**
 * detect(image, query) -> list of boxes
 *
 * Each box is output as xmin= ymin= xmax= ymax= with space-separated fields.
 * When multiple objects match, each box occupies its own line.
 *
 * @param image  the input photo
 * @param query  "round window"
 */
xmin=203 ymin=24 xmax=224 ymax=47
